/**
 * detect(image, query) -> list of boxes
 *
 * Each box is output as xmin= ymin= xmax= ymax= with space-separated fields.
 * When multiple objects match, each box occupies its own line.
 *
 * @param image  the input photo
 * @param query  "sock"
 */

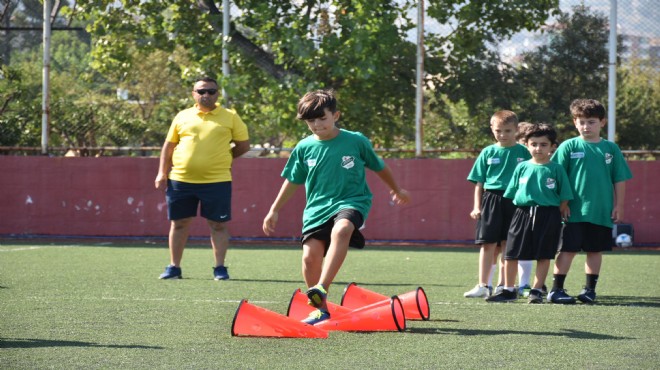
xmin=518 ymin=260 xmax=533 ymax=287
xmin=488 ymin=264 xmax=496 ymax=287
xmin=586 ymin=274 xmax=599 ymax=290
xmin=552 ymin=274 xmax=567 ymax=291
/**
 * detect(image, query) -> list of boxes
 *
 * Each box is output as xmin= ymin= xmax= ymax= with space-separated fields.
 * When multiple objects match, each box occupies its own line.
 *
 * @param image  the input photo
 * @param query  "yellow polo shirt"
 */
xmin=166 ymin=104 xmax=249 ymax=183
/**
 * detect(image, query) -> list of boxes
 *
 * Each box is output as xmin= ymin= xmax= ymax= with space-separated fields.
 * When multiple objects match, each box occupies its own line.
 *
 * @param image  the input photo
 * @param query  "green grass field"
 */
xmin=1 ymin=240 xmax=659 ymax=369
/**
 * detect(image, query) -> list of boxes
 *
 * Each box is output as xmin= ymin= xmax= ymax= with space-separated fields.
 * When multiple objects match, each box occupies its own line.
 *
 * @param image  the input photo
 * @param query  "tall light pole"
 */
xmin=415 ymin=0 xmax=424 ymax=157
xmin=42 ymin=0 xmax=52 ymax=155
xmin=607 ymin=0 xmax=617 ymax=142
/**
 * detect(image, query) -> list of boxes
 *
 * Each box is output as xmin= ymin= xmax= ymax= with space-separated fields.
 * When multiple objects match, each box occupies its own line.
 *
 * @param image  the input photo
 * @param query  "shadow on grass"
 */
xmin=0 ymin=337 xmax=163 ymax=349
xmin=596 ymin=295 xmax=660 ymax=308
xmin=405 ymin=328 xmax=632 ymax=340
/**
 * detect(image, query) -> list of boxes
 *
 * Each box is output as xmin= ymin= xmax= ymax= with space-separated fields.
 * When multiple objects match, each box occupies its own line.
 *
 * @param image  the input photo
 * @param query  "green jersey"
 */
xmin=504 ymin=161 xmax=573 ymax=207
xmin=467 ymin=143 xmax=531 ymax=190
xmin=551 ymin=137 xmax=632 ymax=227
xmin=282 ymin=129 xmax=385 ymax=233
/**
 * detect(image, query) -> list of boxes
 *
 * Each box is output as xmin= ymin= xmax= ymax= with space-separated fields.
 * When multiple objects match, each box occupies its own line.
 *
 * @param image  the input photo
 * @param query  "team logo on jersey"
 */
xmin=546 ymin=178 xmax=556 ymax=189
xmin=341 ymin=156 xmax=355 ymax=169
xmin=487 ymin=157 xmax=501 ymax=165
xmin=605 ymin=153 xmax=613 ymax=164
xmin=307 ymin=159 xmax=317 ymax=167
xmin=570 ymin=152 xmax=585 ymax=159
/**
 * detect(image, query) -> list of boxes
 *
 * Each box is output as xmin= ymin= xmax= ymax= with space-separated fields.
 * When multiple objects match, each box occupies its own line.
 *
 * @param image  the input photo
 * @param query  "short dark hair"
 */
xmin=570 ymin=99 xmax=605 ymax=119
xmin=524 ymin=123 xmax=558 ymax=145
xmin=297 ymin=89 xmax=337 ymax=120
xmin=196 ymin=76 xmax=218 ymax=86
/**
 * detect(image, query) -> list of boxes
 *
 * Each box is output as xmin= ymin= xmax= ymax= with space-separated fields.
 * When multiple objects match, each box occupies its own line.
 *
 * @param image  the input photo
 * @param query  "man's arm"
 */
xmin=232 ymin=140 xmax=251 ymax=158
xmin=155 ymin=141 xmax=177 ymax=190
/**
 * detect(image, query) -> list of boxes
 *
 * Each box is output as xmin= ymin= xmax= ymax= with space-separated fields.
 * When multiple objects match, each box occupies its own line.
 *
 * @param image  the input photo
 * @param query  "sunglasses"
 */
xmin=195 ymin=89 xmax=218 ymax=95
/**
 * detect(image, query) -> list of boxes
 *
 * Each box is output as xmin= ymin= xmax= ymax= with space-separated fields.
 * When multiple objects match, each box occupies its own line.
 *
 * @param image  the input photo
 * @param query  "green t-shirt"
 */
xmin=467 ymin=143 xmax=531 ymax=190
xmin=282 ymin=129 xmax=385 ymax=233
xmin=504 ymin=161 xmax=573 ymax=207
xmin=551 ymin=137 xmax=633 ymax=227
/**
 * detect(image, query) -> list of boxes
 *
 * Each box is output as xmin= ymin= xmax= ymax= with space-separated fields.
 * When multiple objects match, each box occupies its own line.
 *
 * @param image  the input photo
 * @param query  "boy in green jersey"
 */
xmin=487 ymin=123 xmax=572 ymax=303
xmin=262 ymin=89 xmax=411 ymax=324
xmin=464 ymin=111 xmax=531 ymax=298
xmin=548 ymin=99 xmax=632 ymax=304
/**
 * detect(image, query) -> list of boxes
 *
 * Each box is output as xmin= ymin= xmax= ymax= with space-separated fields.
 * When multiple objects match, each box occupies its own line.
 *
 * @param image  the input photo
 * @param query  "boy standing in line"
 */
xmin=262 ymin=89 xmax=410 ymax=324
xmin=548 ymin=99 xmax=632 ymax=304
xmin=486 ymin=123 xmax=572 ymax=303
xmin=464 ymin=111 xmax=531 ymax=298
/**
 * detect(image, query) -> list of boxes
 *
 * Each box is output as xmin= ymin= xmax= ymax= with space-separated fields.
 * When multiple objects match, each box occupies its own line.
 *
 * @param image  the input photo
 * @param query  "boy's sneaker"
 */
xmin=159 ymin=265 xmax=182 ymax=279
xmin=577 ymin=287 xmax=597 ymax=304
xmin=518 ymin=284 xmax=532 ymax=297
xmin=485 ymin=289 xmax=517 ymax=302
xmin=548 ymin=289 xmax=576 ymax=304
xmin=464 ymin=284 xmax=490 ymax=298
xmin=527 ymin=289 xmax=543 ymax=304
xmin=306 ymin=284 xmax=327 ymax=308
xmin=301 ymin=309 xmax=330 ymax=325
xmin=213 ymin=265 xmax=230 ymax=280
xmin=541 ymin=285 xmax=548 ymax=296
xmin=494 ymin=285 xmax=504 ymax=295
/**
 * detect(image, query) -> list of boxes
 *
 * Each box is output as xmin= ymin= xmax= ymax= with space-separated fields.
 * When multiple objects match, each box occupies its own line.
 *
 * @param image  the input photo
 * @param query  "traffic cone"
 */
xmin=340 ymin=282 xmax=430 ymax=321
xmin=286 ymin=288 xmax=352 ymax=321
xmin=231 ymin=299 xmax=328 ymax=338
xmin=315 ymin=295 xmax=405 ymax=332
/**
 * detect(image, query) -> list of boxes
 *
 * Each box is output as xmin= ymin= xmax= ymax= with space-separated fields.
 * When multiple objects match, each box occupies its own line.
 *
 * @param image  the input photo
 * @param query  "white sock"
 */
xmin=518 ymin=260 xmax=533 ymax=286
xmin=488 ymin=264 xmax=496 ymax=287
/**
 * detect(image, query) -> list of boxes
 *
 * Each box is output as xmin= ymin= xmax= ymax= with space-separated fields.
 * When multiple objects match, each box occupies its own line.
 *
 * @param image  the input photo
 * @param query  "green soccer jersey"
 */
xmin=467 ymin=143 xmax=531 ymax=190
xmin=282 ymin=129 xmax=385 ymax=233
xmin=551 ymin=137 xmax=632 ymax=227
xmin=504 ymin=161 xmax=573 ymax=207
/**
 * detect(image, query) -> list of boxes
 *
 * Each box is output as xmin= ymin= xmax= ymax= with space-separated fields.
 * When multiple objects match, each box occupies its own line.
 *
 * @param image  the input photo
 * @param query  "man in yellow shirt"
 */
xmin=155 ymin=77 xmax=250 ymax=280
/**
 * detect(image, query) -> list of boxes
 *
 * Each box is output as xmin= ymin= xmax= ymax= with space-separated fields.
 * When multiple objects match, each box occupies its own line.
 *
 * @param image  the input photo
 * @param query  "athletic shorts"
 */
xmin=505 ymin=206 xmax=562 ymax=260
xmin=166 ymin=179 xmax=232 ymax=222
xmin=301 ymin=209 xmax=365 ymax=256
xmin=559 ymin=222 xmax=613 ymax=253
xmin=475 ymin=190 xmax=515 ymax=245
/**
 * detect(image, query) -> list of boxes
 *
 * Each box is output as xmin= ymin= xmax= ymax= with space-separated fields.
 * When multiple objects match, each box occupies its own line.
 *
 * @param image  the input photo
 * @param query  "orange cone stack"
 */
xmin=231 ymin=299 xmax=328 ymax=338
xmin=286 ymin=288 xmax=352 ymax=321
xmin=315 ymin=295 xmax=406 ymax=332
xmin=340 ymin=282 xmax=430 ymax=321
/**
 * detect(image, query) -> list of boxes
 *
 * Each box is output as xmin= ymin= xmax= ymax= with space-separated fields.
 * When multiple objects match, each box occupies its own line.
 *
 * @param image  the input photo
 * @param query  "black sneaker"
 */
xmin=577 ymin=287 xmax=597 ymax=304
xmin=541 ymin=285 xmax=548 ymax=296
xmin=485 ymin=289 xmax=517 ymax=302
xmin=548 ymin=289 xmax=576 ymax=304
xmin=527 ymin=289 xmax=543 ymax=304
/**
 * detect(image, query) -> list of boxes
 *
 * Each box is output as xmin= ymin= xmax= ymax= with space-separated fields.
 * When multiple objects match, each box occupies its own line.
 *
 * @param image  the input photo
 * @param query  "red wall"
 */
xmin=1 ymin=156 xmax=658 ymax=244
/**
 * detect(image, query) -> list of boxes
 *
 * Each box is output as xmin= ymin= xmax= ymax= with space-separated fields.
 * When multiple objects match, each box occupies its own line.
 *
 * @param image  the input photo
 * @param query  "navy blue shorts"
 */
xmin=166 ymin=179 xmax=231 ymax=222
xmin=559 ymin=222 xmax=613 ymax=253
xmin=475 ymin=190 xmax=515 ymax=245
xmin=301 ymin=209 xmax=365 ymax=256
xmin=505 ymin=206 xmax=562 ymax=260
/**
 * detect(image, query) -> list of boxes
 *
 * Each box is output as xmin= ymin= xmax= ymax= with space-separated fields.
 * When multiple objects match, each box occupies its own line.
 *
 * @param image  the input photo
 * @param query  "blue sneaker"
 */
xmin=518 ymin=284 xmax=532 ymax=297
xmin=159 ymin=265 xmax=182 ymax=279
xmin=302 ymin=309 xmax=330 ymax=325
xmin=577 ymin=287 xmax=596 ymax=304
xmin=548 ymin=289 xmax=576 ymax=304
xmin=213 ymin=265 xmax=230 ymax=280
xmin=306 ymin=284 xmax=327 ymax=308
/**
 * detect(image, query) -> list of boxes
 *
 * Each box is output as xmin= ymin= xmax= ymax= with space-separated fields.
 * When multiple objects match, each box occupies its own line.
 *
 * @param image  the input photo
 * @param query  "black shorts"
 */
xmin=475 ymin=190 xmax=515 ymax=245
xmin=559 ymin=222 xmax=613 ymax=253
xmin=505 ymin=206 xmax=562 ymax=260
xmin=301 ymin=209 xmax=365 ymax=256
xmin=166 ymin=180 xmax=231 ymax=222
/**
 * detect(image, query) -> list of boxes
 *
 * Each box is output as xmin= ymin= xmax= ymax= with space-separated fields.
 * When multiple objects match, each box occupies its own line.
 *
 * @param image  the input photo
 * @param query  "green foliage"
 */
xmin=616 ymin=59 xmax=660 ymax=150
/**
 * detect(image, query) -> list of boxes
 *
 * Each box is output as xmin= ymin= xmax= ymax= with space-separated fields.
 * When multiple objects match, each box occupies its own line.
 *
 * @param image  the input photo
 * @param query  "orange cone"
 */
xmin=340 ymin=282 xmax=430 ymax=321
xmin=231 ymin=299 xmax=328 ymax=338
xmin=315 ymin=296 xmax=406 ymax=332
xmin=286 ymin=288 xmax=352 ymax=321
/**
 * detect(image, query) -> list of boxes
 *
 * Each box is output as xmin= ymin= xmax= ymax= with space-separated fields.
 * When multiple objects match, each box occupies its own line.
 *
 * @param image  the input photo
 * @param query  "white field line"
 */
xmin=0 ymin=245 xmax=76 ymax=252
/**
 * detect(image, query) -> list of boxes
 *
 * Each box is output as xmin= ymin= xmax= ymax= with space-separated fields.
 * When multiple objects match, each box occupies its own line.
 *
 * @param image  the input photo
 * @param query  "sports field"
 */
xmin=1 ymin=240 xmax=659 ymax=369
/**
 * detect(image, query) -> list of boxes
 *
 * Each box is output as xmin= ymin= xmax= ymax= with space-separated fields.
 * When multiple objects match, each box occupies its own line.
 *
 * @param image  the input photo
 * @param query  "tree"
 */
xmin=71 ymin=0 xmax=559 ymax=149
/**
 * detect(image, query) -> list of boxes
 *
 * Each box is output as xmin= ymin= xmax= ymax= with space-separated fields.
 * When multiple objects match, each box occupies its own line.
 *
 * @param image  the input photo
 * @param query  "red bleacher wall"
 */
xmin=1 ymin=156 xmax=658 ymax=244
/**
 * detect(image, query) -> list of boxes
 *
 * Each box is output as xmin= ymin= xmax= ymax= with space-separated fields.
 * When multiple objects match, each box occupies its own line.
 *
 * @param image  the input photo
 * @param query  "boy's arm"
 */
xmin=374 ymin=164 xmax=410 ymax=205
xmin=612 ymin=181 xmax=626 ymax=223
xmin=470 ymin=183 xmax=483 ymax=220
xmin=262 ymin=179 xmax=300 ymax=236
xmin=559 ymin=200 xmax=570 ymax=222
